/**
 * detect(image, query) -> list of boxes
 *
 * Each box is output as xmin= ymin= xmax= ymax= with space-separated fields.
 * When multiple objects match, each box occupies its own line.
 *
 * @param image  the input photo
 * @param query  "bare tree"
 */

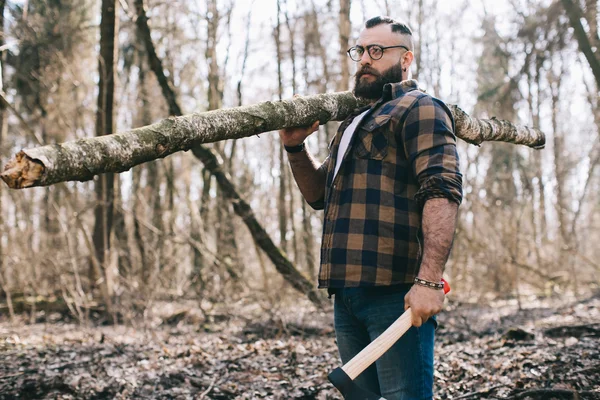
xmin=337 ymin=0 xmax=351 ymax=91
xmin=92 ymin=0 xmax=118 ymax=319
xmin=0 ymin=0 xmax=5 ymax=144
xmin=275 ymin=0 xmax=289 ymax=253
xmin=133 ymin=25 xmax=162 ymax=289
xmin=561 ymin=0 xmax=600 ymax=87
xmin=237 ymin=3 xmax=253 ymax=107
xmin=282 ymin=0 xmax=300 ymax=263
xmin=308 ymin=1 xmax=333 ymax=146
xmin=0 ymin=0 xmax=13 ymax=320
xmin=206 ymin=0 xmax=241 ymax=291
xmin=413 ymin=0 xmax=423 ymax=81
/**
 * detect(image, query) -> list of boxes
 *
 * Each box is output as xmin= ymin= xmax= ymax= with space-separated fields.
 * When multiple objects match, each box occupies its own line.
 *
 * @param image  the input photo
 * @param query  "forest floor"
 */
xmin=0 ymin=291 xmax=599 ymax=400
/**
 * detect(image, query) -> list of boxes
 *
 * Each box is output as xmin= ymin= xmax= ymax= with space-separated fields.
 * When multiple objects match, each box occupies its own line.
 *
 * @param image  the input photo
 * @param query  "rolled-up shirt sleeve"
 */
xmin=399 ymin=95 xmax=463 ymax=207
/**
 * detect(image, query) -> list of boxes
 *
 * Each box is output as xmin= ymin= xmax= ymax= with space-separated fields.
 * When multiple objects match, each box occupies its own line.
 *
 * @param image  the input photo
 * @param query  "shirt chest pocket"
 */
xmin=353 ymin=116 xmax=392 ymax=160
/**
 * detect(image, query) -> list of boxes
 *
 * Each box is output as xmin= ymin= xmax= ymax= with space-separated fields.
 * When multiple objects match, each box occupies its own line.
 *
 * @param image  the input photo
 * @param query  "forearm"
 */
xmin=287 ymin=147 xmax=327 ymax=204
xmin=418 ymin=198 xmax=459 ymax=281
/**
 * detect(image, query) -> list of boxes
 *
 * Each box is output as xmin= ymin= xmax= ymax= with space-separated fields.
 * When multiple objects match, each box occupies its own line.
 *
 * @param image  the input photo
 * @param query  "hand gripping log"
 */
xmin=328 ymin=279 xmax=451 ymax=399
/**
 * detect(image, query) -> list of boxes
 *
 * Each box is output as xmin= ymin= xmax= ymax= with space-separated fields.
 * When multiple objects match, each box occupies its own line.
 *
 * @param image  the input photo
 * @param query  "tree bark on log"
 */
xmin=1 ymin=93 xmax=545 ymax=189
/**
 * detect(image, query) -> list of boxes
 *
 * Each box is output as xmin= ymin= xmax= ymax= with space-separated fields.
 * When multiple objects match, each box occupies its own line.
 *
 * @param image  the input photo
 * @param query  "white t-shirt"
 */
xmin=333 ymin=109 xmax=370 ymax=179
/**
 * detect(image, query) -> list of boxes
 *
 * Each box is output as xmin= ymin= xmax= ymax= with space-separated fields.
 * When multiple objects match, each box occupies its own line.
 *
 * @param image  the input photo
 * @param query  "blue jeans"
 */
xmin=333 ymin=286 xmax=436 ymax=400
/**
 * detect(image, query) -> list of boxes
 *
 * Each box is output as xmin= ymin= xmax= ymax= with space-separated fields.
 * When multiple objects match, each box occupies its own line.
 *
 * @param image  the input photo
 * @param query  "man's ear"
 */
xmin=403 ymin=51 xmax=414 ymax=71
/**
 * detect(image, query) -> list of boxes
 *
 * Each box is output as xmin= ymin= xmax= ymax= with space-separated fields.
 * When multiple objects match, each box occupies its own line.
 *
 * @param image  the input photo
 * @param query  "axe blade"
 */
xmin=328 ymin=367 xmax=384 ymax=400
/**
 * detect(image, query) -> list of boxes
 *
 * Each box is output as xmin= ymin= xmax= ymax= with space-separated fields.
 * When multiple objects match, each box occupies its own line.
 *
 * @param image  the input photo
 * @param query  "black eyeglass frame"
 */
xmin=347 ymin=44 xmax=410 ymax=61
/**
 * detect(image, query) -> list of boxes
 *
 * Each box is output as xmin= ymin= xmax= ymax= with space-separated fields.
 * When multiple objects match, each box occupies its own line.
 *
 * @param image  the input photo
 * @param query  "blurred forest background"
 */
xmin=1 ymin=0 xmax=600 ymax=398
xmin=0 ymin=0 xmax=598 ymax=322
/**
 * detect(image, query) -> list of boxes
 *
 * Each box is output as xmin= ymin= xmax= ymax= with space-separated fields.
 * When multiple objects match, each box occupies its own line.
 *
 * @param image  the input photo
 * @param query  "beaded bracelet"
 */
xmin=414 ymin=277 xmax=445 ymax=290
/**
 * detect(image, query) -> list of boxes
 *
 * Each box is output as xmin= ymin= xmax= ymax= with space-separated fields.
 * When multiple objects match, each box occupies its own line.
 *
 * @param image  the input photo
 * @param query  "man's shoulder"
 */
xmin=377 ymin=89 xmax=426 ymax=120
xmin=386 ymin=89 xmax=453 ymax=120
xmin=389 ymin=89 xmax=427 ymax=105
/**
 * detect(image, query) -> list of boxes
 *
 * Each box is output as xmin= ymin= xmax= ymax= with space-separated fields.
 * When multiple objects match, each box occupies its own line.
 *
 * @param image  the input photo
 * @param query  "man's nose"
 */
xmin=359 ymin=51 xmax=372 ymax=67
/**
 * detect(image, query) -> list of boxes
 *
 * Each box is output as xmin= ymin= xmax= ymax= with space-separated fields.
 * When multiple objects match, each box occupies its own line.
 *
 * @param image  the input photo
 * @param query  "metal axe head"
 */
xmin=328 ymin=367 xmax=384 ymax=400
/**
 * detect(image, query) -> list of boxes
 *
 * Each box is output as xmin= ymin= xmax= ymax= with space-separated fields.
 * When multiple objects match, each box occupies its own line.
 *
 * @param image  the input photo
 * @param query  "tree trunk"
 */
xmin=585 ymin=0 xmax=598 ymax=50
xmin=206 ymin=0 xmax=221 ymax=112
xmin=0 ymin=0 xmax=9 ymax=318
xmin=283 ymin=0 xmax=297 ymax=95
xmin=337 ymin=0 xmax=351 ymax=91
xmin=414 ymin=0 xmax=424 ymax=81
xmin=91 ymin=0 xmax=118 ymax=320
xmin=205 ymin=0 xmax=240 ymax=286
xmin=284 ymin=1 xmax=299 ymax=263
xmin=134 ymin=38 xmax=161 ymax=288
xmin=561 ymin=0 xmax=600 ymax=88
xmin=0 ymin=0 xmax=5 ymax=144
xmin=134 ymin=0 xmax=180 ymax=117
xmin=132 ymin=167 xmax=150 ymax=285
xmin=200 ymin=170 xmax=211 ymax=225
xmin=527 ymin=56 xmax=546 ymax=273
xmin=534 ymin=58 xmax=547 ymax=239
xmin=308 ymin=1 xmax=334 ymax=147
xmin=237 ymin=5 xmax=253 ymax=107
xmin=275 ymin=1 xmax=288 ymax=253
xmin=287 ymin=164 xmax=299 ymax=263
xmin=549 ymin=61 xmax=575 ymax=292
xmin=309 ymin=1 xmax=330 ymax=89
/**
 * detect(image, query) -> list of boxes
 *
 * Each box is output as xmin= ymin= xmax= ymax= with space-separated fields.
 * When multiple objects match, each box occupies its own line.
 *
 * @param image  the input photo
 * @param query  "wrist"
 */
xmin=414 ymin=276 xmax=445 ymax=290
xmin=284 ymin=142 xmax=305 ymax=153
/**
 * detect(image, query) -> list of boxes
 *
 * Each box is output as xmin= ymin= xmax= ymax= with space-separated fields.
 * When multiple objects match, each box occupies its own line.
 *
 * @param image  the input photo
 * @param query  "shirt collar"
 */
xmin=381 ymin=79 xmax=420 ymax=100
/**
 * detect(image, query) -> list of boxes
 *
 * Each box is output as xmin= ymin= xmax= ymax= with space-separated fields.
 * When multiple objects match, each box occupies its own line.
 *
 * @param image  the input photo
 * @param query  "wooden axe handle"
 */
xmin=341 ymin=279 xmax=450 ymax=380
xmin=341 ymin=308 xmax=413 ymax=380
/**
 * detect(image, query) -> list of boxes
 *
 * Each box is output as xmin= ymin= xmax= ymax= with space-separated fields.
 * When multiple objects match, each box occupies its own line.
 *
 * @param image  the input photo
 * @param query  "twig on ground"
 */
xmin=199 ymin=376 xmax=217 ymax=399
xmin=453 ymin=384 xmax=509 ymax=399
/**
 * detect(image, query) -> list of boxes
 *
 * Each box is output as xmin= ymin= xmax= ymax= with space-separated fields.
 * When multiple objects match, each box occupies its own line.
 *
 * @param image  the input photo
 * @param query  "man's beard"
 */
xmin=352 ymin=63 xmax=404 ymax=100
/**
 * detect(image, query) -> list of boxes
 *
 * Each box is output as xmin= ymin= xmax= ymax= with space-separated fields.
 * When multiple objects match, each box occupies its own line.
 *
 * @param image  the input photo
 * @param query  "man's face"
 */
xmin=352 ymin=24 xmax=411 ymax=100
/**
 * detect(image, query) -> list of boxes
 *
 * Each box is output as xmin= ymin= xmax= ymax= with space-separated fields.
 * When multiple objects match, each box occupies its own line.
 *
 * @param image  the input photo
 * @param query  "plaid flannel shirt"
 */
xmin=310 ymin=79 xmax=463 ymax=288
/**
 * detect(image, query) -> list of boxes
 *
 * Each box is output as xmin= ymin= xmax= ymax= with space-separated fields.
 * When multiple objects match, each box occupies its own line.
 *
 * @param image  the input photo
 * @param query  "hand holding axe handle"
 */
xmin=328 ymin=279 xmax=451 ymax=400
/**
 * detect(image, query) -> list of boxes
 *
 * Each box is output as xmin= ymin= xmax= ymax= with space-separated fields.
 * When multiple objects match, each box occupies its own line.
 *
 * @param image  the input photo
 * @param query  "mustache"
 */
xmin=356 ymin=67 xmax=381 ymax=78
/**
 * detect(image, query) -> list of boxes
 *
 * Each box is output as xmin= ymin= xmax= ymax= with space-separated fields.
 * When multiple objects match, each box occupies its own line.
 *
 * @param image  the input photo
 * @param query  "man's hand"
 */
xmin=278 ymin=120 xmax=319 ymax=147
xmin=404 ymin=284 xmax=446 ymax=327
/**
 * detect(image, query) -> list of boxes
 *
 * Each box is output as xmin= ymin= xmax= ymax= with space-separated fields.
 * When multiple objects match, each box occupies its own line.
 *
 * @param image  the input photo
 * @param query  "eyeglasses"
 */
xmin=347 ymin=44 xmax=409 ymax=62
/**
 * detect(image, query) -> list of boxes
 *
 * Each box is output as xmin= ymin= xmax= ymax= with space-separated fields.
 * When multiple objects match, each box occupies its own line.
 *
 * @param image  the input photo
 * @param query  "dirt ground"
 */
xmin=1 ymin=292 xmax=599 ymax=399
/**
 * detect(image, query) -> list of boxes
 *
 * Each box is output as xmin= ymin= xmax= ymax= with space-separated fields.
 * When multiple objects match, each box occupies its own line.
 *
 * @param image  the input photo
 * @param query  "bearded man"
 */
xmin=279 ymin=16 xmax=462 ymax=399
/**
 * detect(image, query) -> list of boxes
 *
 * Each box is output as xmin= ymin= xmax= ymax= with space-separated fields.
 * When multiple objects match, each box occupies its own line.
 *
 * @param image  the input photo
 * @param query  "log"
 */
xmin=1 ymin=93 xmax=545 ymax=189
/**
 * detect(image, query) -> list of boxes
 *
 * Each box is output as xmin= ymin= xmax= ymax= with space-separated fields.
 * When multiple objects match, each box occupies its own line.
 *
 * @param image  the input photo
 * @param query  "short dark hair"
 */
xmin=365 ymin=16 xmax=412 ymax=36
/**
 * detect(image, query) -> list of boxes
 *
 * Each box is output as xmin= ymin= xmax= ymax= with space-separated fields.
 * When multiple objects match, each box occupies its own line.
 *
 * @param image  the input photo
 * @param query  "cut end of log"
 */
xmin=0 ymin=151 xmax=45 ymax=189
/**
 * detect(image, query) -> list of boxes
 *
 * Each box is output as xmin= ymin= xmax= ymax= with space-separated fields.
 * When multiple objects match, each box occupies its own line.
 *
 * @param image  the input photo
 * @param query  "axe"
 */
xmin=328 ymin=279 xmax=451 ymax=399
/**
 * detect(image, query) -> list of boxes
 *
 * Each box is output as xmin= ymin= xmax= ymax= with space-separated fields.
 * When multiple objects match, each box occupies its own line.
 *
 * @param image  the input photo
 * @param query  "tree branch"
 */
xmin=561 ymin=0 xmax=600 ymax=87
